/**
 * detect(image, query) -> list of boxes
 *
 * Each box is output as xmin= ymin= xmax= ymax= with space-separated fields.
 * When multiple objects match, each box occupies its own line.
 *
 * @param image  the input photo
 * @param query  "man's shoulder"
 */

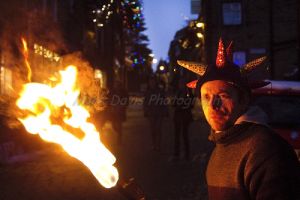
xmin=241 ymin=124 xmax=300 ymax=200
xmin=246 ymin=123 xmax=275 ymax=140
xmin=246 ymin=123 xmax=290 ymax=149
xmin=244 ymin=123 xmax=296 ymax=161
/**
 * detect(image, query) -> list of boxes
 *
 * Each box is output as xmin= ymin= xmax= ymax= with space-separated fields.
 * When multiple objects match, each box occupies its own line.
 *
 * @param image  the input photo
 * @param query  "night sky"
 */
xmin=143 ymin=0 xmax=197 ymax=69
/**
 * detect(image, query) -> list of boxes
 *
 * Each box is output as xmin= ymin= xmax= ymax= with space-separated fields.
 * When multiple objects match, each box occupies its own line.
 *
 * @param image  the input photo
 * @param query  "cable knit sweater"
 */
xmin=206 ymin=107 xmax=300 ymax=200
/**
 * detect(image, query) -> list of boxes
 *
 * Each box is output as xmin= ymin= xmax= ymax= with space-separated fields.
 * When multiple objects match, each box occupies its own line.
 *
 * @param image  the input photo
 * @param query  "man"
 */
xmin=178 ymin=39 xmax=300 ymax=199
xmin=171 ymin=78 xmax=195 ymax=161
xmin=143 ymin=77 xmax=168 ymax=151
xmin=109 ymin=80 xmax=129 ymax=145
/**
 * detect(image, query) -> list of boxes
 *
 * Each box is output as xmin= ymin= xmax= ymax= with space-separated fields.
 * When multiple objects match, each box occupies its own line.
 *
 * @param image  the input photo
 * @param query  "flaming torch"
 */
xmin=16 ymin=38 xmax=146 ymax=199
xmin=16 ymin=66 xmax=119 ymax=188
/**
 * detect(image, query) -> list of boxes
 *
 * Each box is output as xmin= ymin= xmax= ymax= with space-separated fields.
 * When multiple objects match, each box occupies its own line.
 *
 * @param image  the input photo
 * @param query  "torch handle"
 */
xmin=117 ymin=177 xmax=147 ymax=200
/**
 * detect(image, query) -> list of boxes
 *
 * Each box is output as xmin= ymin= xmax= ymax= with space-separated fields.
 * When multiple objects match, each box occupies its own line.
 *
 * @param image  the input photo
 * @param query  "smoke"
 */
xmin=60 ymin=52 xmax=104 ymax=113
xmin=0 ymin=2 xmax=103 ymax=128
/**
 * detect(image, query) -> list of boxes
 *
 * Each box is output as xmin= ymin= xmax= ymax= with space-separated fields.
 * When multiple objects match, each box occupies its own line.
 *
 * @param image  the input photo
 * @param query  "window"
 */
xmin=222 ymin=2 xmax=242 ymax=25
xmin=233 ymin=51 xmax=246 ymax=67
xmin=0 ymin=67 xmax=12 ymax=95
xmin=191 ymin=0 xmax=201 ymax=15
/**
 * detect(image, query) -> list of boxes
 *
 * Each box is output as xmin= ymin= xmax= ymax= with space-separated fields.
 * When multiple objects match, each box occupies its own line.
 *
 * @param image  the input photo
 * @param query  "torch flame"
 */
xmin=16 ymin=65 xmax=119 ymax=188
xmin=21 ymin=37 xmax=32 ymax=82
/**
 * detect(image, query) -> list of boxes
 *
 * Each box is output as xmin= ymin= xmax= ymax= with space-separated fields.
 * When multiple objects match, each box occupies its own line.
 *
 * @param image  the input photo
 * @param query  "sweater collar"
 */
xmin=235 ymin=106 xmax=269 ymax=126
xmin=208 ymin=122 xmax=253 ymax=144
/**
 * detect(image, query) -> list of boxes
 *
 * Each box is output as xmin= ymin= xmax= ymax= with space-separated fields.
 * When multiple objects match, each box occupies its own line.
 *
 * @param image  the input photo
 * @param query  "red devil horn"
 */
xmin=186 ymin=80 xmax=198 ymax=88
xmin=216 ymin=38 xmax=226 ymax=68
xmin=226 ymin=41 xmax=233 ymax=62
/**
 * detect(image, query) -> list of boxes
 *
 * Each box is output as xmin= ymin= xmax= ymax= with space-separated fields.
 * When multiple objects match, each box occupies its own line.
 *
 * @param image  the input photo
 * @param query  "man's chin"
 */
xmin=209 ymin=121 xmax=230 ymax=132
xmin=212 ymin=127 xmax=226 ymax=132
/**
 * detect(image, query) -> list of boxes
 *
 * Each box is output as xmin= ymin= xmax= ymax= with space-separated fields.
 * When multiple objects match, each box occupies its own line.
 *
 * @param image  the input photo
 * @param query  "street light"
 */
xmin=159 ymin=65 xmax=165 ymax=71
xmin=152 ymin=58 xmax=158 ymax=64
xmin=197 ymin=32 xmax=204 ymax=39
xmin=196 ymin=22 xmax=205 ymax=28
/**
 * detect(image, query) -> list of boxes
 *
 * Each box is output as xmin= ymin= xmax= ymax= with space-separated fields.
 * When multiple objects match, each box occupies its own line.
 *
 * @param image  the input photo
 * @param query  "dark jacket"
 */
xmin=143 ymin=87 xmax=168 ymax=118
xmin=108 ymin=87 xmax=129 ymax=122
xmin=173 ymin=88 xmax=194 ymax=123
xmin=206 ymin=106 xmax=300 ymax=200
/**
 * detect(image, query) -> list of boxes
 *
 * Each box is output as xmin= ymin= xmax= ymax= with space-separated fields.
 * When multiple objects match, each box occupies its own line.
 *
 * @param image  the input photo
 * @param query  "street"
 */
xmin=0 ymin=101 xmax=214 ymax=200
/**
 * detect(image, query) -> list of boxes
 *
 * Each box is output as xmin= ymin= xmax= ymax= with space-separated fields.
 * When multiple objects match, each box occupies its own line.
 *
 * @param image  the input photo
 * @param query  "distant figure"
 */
xmin=171 ymin=79 xmax=195 ymax=161
xmin=108 ymin=81 xmax=129 ymax=145
xmin=143 ymin=77 xmax=168 ymax=151
xmin=95 ymin=87 xmax=110 ymax=132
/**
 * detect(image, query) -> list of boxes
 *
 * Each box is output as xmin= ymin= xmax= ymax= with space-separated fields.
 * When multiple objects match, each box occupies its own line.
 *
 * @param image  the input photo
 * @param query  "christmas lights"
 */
xmin=91 ymin=0 xmax=151 ymax=69
xmin=92 ymin=0 xmax=144 ymax=31
xmin=34 ymin=44 xmax=60 ymax=62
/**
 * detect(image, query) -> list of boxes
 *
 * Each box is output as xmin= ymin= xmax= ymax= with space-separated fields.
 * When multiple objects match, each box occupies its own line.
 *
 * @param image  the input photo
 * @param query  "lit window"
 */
xmin=0 ymin=67 xmax=13 ymax=95
xmin=222 ymin=2 xmax=242 ymax=25
xmin=233 ymin=51 xmax=246 ymax=67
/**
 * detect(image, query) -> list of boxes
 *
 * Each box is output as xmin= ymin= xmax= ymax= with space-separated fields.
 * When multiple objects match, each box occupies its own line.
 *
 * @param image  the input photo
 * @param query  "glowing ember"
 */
xmin=16 ymin=66 xmax=119 ymax=188
xmin=21 ymin=37 xmax=32 ymax=82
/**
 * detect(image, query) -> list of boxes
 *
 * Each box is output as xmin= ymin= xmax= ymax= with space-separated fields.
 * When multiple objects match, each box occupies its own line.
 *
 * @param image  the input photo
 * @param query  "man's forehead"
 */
xmin=201 ymin=80 xmax=235 ymax=93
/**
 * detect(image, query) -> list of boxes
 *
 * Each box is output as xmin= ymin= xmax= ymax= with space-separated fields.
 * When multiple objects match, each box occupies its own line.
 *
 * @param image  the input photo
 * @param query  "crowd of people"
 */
xmin=94 ymin=76 xmax=196 ymax=161
xmin=143 ymin=76 xmax=196 ymax=162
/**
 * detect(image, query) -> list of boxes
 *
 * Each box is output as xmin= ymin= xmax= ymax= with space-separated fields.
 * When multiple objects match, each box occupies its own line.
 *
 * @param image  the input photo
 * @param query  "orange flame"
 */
xmin=16 ymin=66 xmax=119 ymax=188
xmin=21 ymin=37 xmax=32 ymax=82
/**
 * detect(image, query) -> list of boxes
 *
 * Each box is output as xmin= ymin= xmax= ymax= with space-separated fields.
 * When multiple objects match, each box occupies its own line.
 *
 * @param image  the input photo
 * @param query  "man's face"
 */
xmin=200 ymin=80 xmax=246 ymax=131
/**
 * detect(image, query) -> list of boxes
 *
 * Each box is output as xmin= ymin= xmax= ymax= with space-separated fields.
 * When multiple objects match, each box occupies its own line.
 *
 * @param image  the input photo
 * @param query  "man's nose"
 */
xmin=211 ymin=96 xmax=222 ymax=110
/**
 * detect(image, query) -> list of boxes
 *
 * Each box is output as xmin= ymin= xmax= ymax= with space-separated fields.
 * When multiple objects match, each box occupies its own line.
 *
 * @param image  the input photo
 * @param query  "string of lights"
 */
xmin=92 ymin=0 xmax=114 ymax=28
xmin=91 ymin=0 xmax=144 ymax=30
xmin=91 ymin=0 xmax=149 ymax=68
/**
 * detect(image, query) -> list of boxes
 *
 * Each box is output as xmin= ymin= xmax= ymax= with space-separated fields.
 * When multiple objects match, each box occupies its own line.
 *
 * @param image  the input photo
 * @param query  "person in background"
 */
xmin=95 ymin=87 xmax=110 ymax=132
xmin=178 ymin=39 xmax=300 ymax=199
xmin=170 ymin=79 xmax=195 ymax=161
xmin=108 ymin=80 xmax=129 ymax=145
xmin=143 ymin=77 xmax=168 ymax=151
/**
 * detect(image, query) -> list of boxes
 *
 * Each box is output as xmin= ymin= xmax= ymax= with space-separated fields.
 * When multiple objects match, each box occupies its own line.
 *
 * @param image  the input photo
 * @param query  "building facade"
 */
xmin=202 ymin=0 xmax=300 ymax=80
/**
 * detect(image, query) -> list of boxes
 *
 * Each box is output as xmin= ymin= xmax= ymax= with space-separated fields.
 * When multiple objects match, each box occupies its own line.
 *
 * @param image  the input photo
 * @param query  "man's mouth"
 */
xmin=210 ymin=112 xmax=227 ymax=120
xmin=211 ymin=110 xmax=225 ymax=116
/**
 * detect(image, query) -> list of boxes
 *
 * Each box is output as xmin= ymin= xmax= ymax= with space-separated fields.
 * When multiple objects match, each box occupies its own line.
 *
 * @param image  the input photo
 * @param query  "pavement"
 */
xmin=0 ymin=101 xmax=214 ymax=200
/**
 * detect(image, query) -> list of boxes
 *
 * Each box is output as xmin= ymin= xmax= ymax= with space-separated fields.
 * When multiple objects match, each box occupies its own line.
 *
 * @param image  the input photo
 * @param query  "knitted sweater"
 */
xmin=206 ymin=107 xmax=300 ymax=200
